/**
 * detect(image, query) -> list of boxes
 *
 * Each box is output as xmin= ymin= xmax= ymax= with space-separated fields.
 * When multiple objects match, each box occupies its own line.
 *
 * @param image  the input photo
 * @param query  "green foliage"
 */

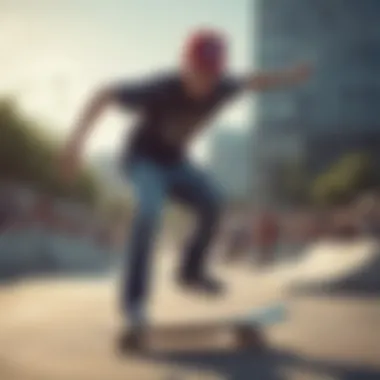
xmin=0 ymin=98 xmax=99 ymax=206
xmin=310 ymin=152 xmax=374 ymax=205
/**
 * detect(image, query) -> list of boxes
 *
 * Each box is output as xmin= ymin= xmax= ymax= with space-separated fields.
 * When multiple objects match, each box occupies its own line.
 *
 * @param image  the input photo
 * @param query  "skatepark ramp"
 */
xmin=286 ymin=240 xmax=380 ymax=294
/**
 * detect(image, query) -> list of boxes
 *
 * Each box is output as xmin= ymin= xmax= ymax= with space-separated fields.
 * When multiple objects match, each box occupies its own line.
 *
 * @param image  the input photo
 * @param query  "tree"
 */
xmin=0 ymin=98 xmax=99 ymax=206
xmin=310 ymin=152 xmax=374 ymax=205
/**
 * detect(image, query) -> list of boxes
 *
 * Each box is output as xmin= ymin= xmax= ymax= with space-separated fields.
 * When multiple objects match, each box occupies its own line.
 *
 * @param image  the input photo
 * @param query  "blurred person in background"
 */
xmin=357 ymin=194 xmax=379 ymax=238
xmin=60 ymin=28 xmax=312 ymax=347
xmin=224 ymin=211 xmax=250 ymax=263
xmin=33 ymin=194 xmax=54 ymax=231
xmin=0 ymin=188 xmax=16 ymax=232
xmin=32 ymin=194 xmax=58 ymax=274
xmin=254 ymin=210 xmax=280 ymax=266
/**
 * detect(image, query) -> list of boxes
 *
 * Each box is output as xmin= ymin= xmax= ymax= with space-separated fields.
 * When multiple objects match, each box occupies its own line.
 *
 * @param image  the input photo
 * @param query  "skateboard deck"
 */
xmin=118 ymin=303 xmax=286 ymax=353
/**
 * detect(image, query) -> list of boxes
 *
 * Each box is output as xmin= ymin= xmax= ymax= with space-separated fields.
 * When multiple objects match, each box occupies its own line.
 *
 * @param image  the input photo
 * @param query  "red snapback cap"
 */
xmin=183 ymin=29 xmax=227 ymax=75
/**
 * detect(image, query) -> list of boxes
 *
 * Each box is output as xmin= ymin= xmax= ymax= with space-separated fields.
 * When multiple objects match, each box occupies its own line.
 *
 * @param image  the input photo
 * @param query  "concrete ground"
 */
xmin=0 ymin=252 xmax=379 ymax=380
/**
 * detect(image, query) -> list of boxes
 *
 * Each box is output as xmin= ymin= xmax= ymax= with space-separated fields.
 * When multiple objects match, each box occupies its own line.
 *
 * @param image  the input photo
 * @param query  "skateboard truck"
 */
xmin=235 ymin=323 xmax=264 ymax=349
xmin=118 ymin=328 xmax=146 ymax=353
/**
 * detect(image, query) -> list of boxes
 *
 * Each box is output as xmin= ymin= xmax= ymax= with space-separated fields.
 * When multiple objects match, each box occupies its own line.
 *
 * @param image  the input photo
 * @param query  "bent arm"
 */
xmin=66 ymin=74 xmax=168 ymax=149
xmin=67 ymin=87 xmax=115 ymax=148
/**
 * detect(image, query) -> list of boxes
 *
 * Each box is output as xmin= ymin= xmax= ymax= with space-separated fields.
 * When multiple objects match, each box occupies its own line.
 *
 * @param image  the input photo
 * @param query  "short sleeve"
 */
xmin=110 ymin=74 xmax=172 ymax=110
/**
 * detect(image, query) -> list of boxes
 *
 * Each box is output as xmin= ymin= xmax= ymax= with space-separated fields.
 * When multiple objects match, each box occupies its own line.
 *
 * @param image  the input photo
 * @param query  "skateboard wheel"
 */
xmin=117 ymin=329 xmax=144 ymax=354
xmin=235 ymin=325 xmax=264 ymax=349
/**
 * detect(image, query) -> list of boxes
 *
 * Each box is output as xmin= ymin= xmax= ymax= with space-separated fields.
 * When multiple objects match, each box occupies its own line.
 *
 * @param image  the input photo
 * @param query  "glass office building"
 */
xmin=252 ymin=0 xmax=380 ymax=203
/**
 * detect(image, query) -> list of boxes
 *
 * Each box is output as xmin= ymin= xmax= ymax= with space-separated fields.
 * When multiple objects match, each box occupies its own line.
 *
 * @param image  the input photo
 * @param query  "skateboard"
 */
xmin=117 ymin=303 xmax=286 ymax=353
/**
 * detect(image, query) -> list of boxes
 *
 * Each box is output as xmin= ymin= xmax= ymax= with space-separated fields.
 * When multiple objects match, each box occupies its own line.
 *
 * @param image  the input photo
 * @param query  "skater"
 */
xmin=255 ymin=210 xmax=280 ymax=266
xmin=60 ymin=28 xmax=312 ymax=347
xmin=224 ymin=213 xmax=249 ymax=263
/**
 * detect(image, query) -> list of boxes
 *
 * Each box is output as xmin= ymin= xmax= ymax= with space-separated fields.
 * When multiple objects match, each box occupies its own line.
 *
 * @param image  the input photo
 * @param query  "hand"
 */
xmin=288 ymin=62 xmax=313 ymax=84
xmin=59 ymin=138 xmax=82 ymax=184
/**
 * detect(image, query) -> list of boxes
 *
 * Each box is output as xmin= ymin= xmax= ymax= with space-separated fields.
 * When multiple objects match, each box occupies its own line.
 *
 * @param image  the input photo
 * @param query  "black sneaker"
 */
xmin=177 ymin=273 xmax=226 ymax=296
xmin=117 ymin=328 xmax=145 ymax=354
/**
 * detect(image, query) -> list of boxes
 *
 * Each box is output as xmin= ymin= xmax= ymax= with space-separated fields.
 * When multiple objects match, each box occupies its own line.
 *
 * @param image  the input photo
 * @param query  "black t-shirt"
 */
xmin=112 ymin=71 xmax=243 ymax=165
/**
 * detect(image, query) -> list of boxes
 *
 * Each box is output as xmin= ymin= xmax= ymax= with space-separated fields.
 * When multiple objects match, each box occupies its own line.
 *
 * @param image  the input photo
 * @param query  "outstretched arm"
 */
xmin=59 ymin=87 xmax=116 ymax=182
xmin=243 ymin=62 xmax=313 ymax=92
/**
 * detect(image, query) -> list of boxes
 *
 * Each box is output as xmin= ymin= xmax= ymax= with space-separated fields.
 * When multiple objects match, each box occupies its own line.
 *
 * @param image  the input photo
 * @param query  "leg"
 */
xmin=169 ymin=160 xmax=224 ymax=288
xmin=121 ymin=159 xmax=167 ymax=321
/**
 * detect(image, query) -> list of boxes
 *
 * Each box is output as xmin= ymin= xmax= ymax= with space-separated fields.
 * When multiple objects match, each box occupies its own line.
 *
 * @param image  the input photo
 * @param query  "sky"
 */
xmin=0 ymin=0 xmax=253 ymax=160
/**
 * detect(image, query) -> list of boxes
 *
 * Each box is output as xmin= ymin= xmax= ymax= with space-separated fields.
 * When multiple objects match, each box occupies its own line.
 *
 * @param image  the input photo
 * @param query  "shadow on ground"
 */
xmin=289 ymin=287 xmax=380 ymax=300
xmin=139 ymin=348 xmax=380 ymax=380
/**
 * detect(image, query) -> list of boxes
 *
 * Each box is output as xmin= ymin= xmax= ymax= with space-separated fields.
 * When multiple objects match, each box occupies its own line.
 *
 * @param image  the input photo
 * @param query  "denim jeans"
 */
xmin=121 ymin=156 xmax=223 ymax=314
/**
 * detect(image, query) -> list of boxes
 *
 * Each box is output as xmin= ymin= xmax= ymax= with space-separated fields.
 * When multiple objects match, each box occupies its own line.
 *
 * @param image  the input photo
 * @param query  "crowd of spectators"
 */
xmin=222 ymin=194 xmax=380 ymax=264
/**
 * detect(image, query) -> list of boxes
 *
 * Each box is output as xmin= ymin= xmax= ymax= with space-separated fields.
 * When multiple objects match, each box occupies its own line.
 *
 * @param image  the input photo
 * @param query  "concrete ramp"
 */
xmin=1 ymin=241 xmax=380 ymax=379
xmin=286 ymin=240 xmax=380 ymax=294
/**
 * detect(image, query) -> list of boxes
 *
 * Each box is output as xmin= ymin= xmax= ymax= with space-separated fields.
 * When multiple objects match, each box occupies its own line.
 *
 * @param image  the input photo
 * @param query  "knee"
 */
xmin=133 ymin=198 xmax=162 ymax=230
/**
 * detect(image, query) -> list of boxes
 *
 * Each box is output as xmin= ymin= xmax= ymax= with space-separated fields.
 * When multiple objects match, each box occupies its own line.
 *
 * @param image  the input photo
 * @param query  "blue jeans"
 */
xmin=121 ymin=156 xmax=223 ymax=314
